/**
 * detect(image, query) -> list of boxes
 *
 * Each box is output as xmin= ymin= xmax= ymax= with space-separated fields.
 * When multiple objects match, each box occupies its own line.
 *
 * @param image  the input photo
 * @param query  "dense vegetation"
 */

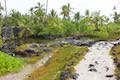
xmin=27 ymin=45 xmax=88 ymax=80
xmin=0 ymin=51 xmax=24 ymax=76
xmin=0 ymin=3 xmax=120 ymax=40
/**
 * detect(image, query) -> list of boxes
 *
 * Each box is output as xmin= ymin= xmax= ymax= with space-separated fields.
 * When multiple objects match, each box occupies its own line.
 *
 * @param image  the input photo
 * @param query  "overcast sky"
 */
xmin=0 ymin=0 xmax=120 ymax=17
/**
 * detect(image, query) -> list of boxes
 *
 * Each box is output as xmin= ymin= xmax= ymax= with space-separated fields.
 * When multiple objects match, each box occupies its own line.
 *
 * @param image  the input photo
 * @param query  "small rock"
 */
xmin=105 ymin=75 xmax=113 ymax=78
xmin=88 ymin=64 xmax=95 ymax=68
xmin=89 ymin=68 xmax=97 ymax=72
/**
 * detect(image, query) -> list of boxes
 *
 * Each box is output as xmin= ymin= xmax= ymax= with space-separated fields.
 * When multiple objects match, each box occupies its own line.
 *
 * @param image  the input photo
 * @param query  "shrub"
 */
xmin=0 ymin=51 xmax=24 ymax=75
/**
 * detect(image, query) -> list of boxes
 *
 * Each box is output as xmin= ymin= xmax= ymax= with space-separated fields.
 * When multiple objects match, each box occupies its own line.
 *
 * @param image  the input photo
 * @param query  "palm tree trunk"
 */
xmin=4 ymin=0 xmax=8 ymax=26
xmin=46 ymin=0 xmax=48 ymax=15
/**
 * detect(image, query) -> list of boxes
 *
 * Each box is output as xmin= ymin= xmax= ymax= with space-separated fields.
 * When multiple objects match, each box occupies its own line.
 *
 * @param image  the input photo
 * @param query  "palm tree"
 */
xmin=46 ymin=0 xmax=48 ymax=15
xmin=112 ymin=6 xmax=120 ymax=23
xmin=0 ymin=2 xmax=4 ymax=38
xmin=91 ymin=11 xmax=108 ymax=31
xmin=29 ymin=7 xmax=34 ymax=16
xmin=9 ymin=9 xmax=22 ymax=26
xmin=0 ymin=2 xmax=4 ymax=16
xmin=113 ymin=12 xmax=120 ymax=23
xmin=18 ymin=15 xmax=33 ymax=39
xmin=34 ymin=2 xmax=46 ymax=22
xmin=4 ymin=0 xmax=8 ymax=26
xmin=74 ymin=12 xmax=80 ymax=22
xmin=85 ymin=10 xmax=90 ymax=17
xmin=48 ymin=9 xmax=58 ymax=18
xmin=61 ymin=3 xmax=72 ymax=20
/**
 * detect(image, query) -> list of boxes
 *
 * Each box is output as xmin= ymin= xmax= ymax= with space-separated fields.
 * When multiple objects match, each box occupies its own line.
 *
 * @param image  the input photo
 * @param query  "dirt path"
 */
xmin=0 ymin=54 xmax=52 ymax=80
xmin=75 ymin=41 xmax=120 ymax=80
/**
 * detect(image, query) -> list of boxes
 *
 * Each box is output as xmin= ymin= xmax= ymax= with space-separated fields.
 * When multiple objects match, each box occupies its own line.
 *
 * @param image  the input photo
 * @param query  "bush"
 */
xmin=0 ymin=51 xmax=24 ymax=75
xmin=63 ymin=20 xmax=78 ymax=36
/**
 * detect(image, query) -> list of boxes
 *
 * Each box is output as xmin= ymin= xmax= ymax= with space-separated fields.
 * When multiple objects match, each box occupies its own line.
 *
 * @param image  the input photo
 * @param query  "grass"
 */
xmin=110 ymin=45 xmax=120 ymax=78
xmin=23 ymin=53 xmax=48 ymax=64
xmin=15 ymin=43 xmax=29 ymax=51
xmin=0 ymin=51 xmax=24 ymax=76
xmin=26 ymin=45 xmax=88 ymax=80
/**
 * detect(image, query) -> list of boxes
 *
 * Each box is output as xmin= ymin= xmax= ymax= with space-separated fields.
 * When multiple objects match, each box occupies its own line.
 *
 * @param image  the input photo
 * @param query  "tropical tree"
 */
xmin=46 ymin=0 xmax=48 ymax=15
xmin=0 ymin=3 xmax=4 ymax=38
xmin=8 ymin=9 xmax=22 ymax=26
xmin=91 ymin=11 xmax=108 ymax=31
xmin=29 ymin=7 xmax=34 ymax=16
xmin=91 ymin=11 xmax=101 ymax=31
xmin=0 ymin=3 xmax=3 ymax=16
xmin=85 ymin=10 xmax=90 ymax=18
xmin=112 ymin=6 xmax=120 ymax=23
xmin=61 ymin=3 xmax=72 ymax=20
xmin=34 ymin=2 xmax=46 ymax=23
xmin=17 ymin=15 xmax=33 ymax=39
xmin=112 ymin=12 xmax=120 ymax=23
xmin=0 ymin=3 xmax=3 ymax=24
xmin=48 ymin=9 xmax=58 ymax=18
xmin=74 ymin=12 xmax=80 ymax=22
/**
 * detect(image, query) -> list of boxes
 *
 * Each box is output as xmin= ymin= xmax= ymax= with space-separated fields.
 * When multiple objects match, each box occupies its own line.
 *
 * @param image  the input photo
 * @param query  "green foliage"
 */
xmin=0 ymin=51 xmax=24 ymax=76
xmin=39 ymin=18 xmax=64 ymax=37
xmin=63 ymin=20 xmax=78 ymax=36
xmin=15 ymin=44 xmax=29 ymax=51
xmin=61 ymin=3 xmax=72 ymax=20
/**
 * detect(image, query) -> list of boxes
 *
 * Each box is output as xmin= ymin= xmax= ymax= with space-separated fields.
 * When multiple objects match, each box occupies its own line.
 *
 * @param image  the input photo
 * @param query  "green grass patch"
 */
xmin=26 ymin=45 xmax=88 ymax=80
xmin=15 ymin=44 xmax=29 ymax=51
xmin=0 ymin=51 xmax=24 ymax=76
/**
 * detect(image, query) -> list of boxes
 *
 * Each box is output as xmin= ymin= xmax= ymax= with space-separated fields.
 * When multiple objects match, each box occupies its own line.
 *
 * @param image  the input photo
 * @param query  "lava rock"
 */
xmin=105 ymin=75 xmax=113 ymax=78
xmin=60 ymin=70 xmax=79 ymax=80
xmin=88 ymin=64 xmax=95 ymax=68
xmin=89 ymin=68 xmax=97 ymax=72
xmin=16 ymin=49 xmax=39 ymax=57
xmin=60 ymin=71 xmax=71 ymax=80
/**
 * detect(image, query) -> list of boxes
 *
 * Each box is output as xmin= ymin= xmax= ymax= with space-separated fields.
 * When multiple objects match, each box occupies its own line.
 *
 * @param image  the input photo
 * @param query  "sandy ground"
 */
xmin=75 ymin=41 xmax=120 ymax=80
xmin=0 ymin=54 xmax=52 ymax=80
